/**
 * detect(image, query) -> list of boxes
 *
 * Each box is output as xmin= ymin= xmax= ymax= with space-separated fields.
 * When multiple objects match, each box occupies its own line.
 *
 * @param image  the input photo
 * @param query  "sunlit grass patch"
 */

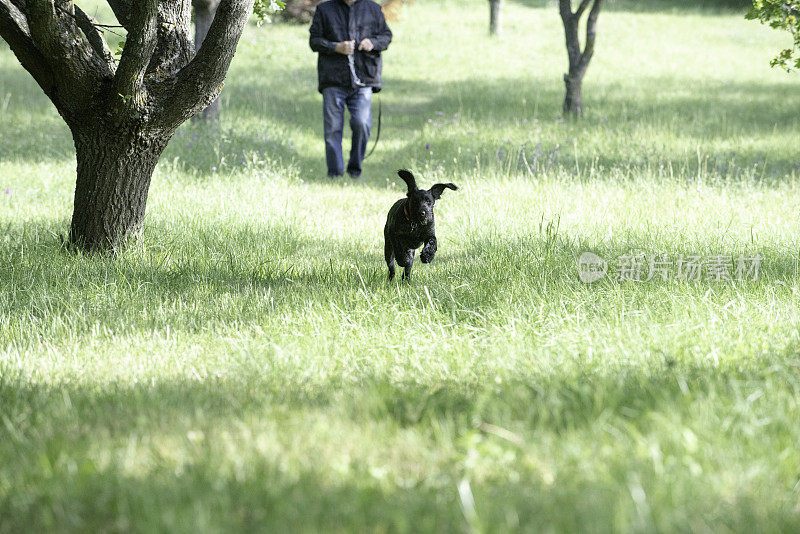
xmin=1 ymin=0 xmax=800 ymax=531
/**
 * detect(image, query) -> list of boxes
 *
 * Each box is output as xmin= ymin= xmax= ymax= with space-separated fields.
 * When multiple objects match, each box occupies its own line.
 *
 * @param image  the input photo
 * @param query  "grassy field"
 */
xmin=2 ymin=0 xmax=800 ymax=531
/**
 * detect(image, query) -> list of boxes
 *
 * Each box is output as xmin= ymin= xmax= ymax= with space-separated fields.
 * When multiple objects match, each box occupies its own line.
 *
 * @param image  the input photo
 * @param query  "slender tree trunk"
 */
xmin=558 ymin=0 xmax=602 ymax=116
xmin=193 ymin=0 xmax=222 ymax=122
xmin=489 ymin=0 xmax=503 ymax=36
xmin=563 ymin=74 xmax=583 ymax=115
xmin=69 ymin=125 xmax=169 ymax=251
xmin=560 ymin=2 xmax=583 ymax=116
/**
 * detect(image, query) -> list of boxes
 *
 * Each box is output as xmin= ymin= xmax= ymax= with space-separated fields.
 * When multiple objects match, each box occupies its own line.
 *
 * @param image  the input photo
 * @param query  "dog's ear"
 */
xmin=397 ymin=169 xmax=418 ymax=193
xmin=429 ymin=183 xmax=458 ymax=200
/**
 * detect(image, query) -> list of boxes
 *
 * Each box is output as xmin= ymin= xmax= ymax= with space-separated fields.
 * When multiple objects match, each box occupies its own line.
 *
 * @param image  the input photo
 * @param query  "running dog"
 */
xmin=384 ymin=169 xmax=457 ymax=280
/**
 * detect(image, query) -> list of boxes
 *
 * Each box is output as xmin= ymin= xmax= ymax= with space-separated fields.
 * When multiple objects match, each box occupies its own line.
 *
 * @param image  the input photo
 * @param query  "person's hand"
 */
xmin=358 ymin=38 xmax=374 ymax=52
xmin=334 ymin=40 xmax=355 ymax=55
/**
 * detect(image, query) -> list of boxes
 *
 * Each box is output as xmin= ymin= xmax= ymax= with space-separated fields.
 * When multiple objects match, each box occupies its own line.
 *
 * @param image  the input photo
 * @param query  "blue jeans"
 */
xmin=322 ymin=86 xmax=372 ymax=177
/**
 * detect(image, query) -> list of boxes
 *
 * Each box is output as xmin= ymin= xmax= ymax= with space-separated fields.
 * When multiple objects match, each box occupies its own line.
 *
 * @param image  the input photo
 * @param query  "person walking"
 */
xmin=309 ymin=0 xmax=392 ymax=179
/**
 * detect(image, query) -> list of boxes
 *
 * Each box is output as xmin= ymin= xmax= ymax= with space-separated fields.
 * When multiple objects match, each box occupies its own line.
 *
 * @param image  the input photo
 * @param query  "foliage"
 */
xmin=746 ymin=0 xmax=800 ymax=70
xmin=254 ymin=0 xmax=287 ymax=24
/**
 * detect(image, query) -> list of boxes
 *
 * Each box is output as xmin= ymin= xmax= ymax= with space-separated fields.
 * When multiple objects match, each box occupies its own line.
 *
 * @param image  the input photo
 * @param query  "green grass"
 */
xmin=2 ymin=0 xmax=800 ymax=531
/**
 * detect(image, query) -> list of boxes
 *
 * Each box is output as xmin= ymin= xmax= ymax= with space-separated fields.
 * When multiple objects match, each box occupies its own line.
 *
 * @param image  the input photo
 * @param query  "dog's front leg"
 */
xmin=400 ymin=249 xmax=415 ymax=280
xmin=420 ymin=236 xmax=437 ymax=264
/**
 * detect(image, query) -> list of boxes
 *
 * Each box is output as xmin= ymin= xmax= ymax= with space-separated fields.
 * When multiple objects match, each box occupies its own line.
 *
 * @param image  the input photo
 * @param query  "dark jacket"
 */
xmin=309 ymin=0 xmax=392 ymax=93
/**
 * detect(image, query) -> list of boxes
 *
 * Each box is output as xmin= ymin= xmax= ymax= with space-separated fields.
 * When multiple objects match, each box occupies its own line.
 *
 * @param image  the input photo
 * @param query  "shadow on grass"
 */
xmin=1 ymin=218 xmax=799 ymax=344
xmin=185 ymin=74 xmax=800 ymax=181
xmin=3 ymin=56 xmax=799 ymax=181
xmin=1 ymin=353 xmax=799 ymax=531
xmin=0 ymin=353 xmax=790 ymax=448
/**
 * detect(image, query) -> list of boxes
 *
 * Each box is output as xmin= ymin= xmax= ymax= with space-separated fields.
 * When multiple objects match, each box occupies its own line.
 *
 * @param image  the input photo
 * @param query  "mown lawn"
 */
xmin=1 ymin=0 xmax=800 ymax=531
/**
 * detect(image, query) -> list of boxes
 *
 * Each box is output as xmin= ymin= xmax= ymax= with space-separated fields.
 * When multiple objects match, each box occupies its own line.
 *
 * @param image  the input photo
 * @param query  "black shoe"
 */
xmin=348 ymin=173 xmax=362 ymax=180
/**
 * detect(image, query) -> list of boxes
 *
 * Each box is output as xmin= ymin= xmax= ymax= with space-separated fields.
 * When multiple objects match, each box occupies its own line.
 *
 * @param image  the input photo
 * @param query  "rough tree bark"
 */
xmin=488 ymin=0 xmax=503 ymax=36
xmin=70 ymin=121 xmax=168 ymax=245
xmin=0 ymin=0 xmax=255 ymax=252
xmin=193 ymin=0 xmax=221 ymax=122
xmin=558 ymin=0 xmax=602 ymax=115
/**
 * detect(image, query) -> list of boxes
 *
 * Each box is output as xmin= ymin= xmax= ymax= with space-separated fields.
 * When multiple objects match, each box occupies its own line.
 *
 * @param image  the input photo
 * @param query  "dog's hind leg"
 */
xmin=385 ymin=238 xmax=396 ymax=280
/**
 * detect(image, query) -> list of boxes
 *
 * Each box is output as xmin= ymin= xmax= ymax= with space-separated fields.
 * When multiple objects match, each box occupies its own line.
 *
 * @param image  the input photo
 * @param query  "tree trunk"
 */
xmin=558 ymin=0 xmax=602 ymax=116
xmin=193 ymin=0 xmax=222 ymax=122
xmin=489 ymin=0 xmax=503 ymax=36
xmin=1 ymin=0 xmax=257 ymax=253
xmin=69 ymin=125 xmax=169 ymax=251
xmin=563 ymin=74 xmax=583 ymax=115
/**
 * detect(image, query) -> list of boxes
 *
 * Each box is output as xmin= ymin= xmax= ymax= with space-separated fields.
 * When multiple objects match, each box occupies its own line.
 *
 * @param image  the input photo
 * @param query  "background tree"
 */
xmin=558 ymin=0 xmax=602 ymax=115
xmin=746 ymin=0 xmax=800 ymax=70
xmin=0 ymin=0 xmax=278 ymax=252
xmin=193 ymin=0 xmax=222 ymax=122
xmin=489 ymin=0 xmax=503 ymax=36
xmin=278 ymin=0 xmax=320 ymax=22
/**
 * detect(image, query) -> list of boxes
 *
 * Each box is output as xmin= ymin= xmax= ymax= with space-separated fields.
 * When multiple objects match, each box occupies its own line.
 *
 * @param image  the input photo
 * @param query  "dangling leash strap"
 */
xmin=365 ymin=97 xmax=381 ymax=160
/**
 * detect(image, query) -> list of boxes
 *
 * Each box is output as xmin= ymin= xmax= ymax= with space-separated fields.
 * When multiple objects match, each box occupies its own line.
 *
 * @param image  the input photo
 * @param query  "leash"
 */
xmin=365 ymin=96 xmax=381 ymax=160
xmin=347 ymin=49 xmax=381 ymax=160
xmin=346 ymin=50 xmax=381 ymax=160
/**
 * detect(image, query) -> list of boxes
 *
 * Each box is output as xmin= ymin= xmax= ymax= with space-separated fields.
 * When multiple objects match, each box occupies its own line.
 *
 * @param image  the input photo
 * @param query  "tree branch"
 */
xmin=558 ymin=0 xmax=573 ymax=22
xmin=575 ymin=0 xmax=591 ymax=19
xmin=153 ymin=0 xmax=255 ymax=130
xmin=25 ymin=0 xmax=107 ymax=107
xmin=26 ymin=0 xmax=74 ymax=60
xmin=0 ymin=0 xmax=54 ymax=95
xmin=73 ymin=5 xmax=115 ymax=67
xmin=193 ymin=0 xmax=221 ymax=53
xmin=8 ymin=0 xmax=26 ymax=12
xmin=144 ymin=0 xmax=193 ymax=79
xmin=559 ymin=0 xmax=581 ymax=71
xmin=106 ymin=0 xmax=131 ymax=29
xmin=113 ymin=0 xmax=158 ymax=109
xmin=578 ymin=0 xmax=602 ymax=72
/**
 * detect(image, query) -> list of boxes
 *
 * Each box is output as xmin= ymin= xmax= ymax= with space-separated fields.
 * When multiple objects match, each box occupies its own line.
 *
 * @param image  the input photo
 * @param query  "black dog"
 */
xmin=384 ymin=170 xmax=457 ymax=280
